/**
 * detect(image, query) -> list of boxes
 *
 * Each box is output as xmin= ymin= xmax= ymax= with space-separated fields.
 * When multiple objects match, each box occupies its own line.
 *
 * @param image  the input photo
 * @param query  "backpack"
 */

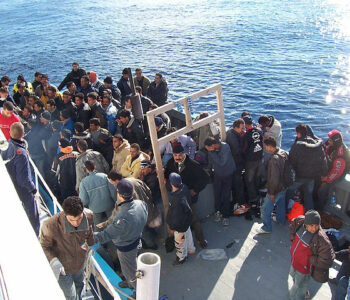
xmin=277 ymin=151 xmax=294 ymax=187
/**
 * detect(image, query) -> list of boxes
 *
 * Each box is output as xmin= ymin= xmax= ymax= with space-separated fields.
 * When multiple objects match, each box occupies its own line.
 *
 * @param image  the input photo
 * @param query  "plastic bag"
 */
xmin=198 ymin=249 xmax=227 ymax=260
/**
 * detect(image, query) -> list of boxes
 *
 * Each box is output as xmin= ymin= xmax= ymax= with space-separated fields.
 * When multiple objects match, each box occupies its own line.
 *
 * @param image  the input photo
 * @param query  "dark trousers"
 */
xmin=317 ymin=181 xmax=337 ymax=211
xmin=190 ymin=201 xmax=204 ymax=242
xmin=287 ymin=177 xmax=315 ymax=211
xmin=213 ymin=174 xmax=232 ymax=218
xmin=19 ymin=189 xmax=40 ymax=236
xmin=232 ymin=170 xmax=245 ymax=205
xmin=244 ymin=159 xmax=263 ymax=202
xmin=60 ymin=187 xmax=77 ymax=203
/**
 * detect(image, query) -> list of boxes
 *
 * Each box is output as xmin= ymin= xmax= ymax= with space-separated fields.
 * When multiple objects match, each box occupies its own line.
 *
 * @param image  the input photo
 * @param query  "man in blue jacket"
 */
xmin=204 ymin=137 xmax=236 ymax=226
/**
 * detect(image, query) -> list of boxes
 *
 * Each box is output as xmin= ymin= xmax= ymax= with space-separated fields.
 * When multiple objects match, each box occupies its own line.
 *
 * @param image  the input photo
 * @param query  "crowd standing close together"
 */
xmin=1 ymin=63 xmax=350 ymax=300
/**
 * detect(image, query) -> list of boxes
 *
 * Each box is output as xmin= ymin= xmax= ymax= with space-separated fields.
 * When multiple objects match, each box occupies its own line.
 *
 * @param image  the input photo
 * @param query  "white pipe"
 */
xmin=136 ymin=253 xmax=161 ymax=300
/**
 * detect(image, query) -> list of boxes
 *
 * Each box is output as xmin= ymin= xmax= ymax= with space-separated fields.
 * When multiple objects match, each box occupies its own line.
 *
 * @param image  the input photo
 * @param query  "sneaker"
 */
xmin=234 ymin=205 xmax=249 ymax=215
xmin=255 ymin=227 xmax=271 ymax=234
xmin=272 ymin=215 xmax=277 ymax=223
xmin=214 ymin=211 xmax=222 ymax=222
xmin=172 ymin=256 xmax=187 ymax=266
xmin=305 ymin=290 xmax=310 ymax=299
xmin=222 ymin=218 xmax=229 ymax=226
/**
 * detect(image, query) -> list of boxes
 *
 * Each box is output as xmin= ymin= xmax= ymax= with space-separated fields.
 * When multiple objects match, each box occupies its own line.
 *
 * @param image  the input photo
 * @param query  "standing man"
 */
xmin=112 ymin=134 xmax=130 ymax=173
xmin=289 ymin=210 xmax=335 ymax=300
xmin=256 ymin=137 xmax=288 ymax=234
xmin=147 ymin=73 xmax=168 ymax=107
xmin=204 ymin=137 xmax=235 ymax=226
xmin=134 ymin=68 xmax=151 ymax=96
xmin=1 ymin=122 xmax=40 ymax=236
xmin=258 ymin=114 xmax=282 ymax=147
xmin=164 ymin=144 xmax=210 ymax=248
xmin=40 ymin=196 xmax=94 ymax=300
xmin=94 ymin=179 xmax=148 ymax=294
xmin=58 ymin=62 xmax=87 ymax=91
xmin=79 ymin=161 xmax=116 ymax=225
xmin=0 ymin=101 xmax=20 ymax=140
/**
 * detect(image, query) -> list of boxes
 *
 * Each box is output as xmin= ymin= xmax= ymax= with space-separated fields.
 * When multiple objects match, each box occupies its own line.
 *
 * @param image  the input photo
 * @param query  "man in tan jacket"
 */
xmin=112 ymin=134 xmax=130 ymax=173
xmin=120 ymin=143 xmax=150 ymax=178
xmin=40 ymin=196 xmax=94 ymax=300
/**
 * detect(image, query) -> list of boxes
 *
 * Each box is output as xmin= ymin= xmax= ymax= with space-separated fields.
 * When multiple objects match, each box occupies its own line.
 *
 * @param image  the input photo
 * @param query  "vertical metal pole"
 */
xmin=216 ymin=84 xmax=227 ymax=141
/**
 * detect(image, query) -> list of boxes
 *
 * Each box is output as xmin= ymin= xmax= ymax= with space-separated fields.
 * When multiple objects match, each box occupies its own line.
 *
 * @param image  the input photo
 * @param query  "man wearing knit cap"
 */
xmin=94 ymin=178 xmax=148 ymax=295
xmin=289 ymin=210 xmax=335 ymax=300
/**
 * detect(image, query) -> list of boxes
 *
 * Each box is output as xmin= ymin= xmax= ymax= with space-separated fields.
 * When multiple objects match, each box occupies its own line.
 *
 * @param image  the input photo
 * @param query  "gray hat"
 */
xmin=169 ymin=172 xmax=182 ymax=187
xmin=117 ymin=179 xmax=134 ymax=198
xmin=304 ymin=210 xmax=321 ymax=225
xmin=41 ymin=111 xmax=51 ymax=121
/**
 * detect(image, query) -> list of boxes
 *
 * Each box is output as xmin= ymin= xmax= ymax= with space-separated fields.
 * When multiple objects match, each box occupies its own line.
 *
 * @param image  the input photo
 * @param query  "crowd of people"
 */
xmin=1 ymin=63 xmax=350 ymax=300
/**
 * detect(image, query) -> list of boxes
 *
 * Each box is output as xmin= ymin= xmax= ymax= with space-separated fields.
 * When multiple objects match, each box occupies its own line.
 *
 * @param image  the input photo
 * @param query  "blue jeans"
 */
xmin=288 ymin=177 xmax=314 ymax=211
xmin=335 ymin=276 xmax=349 ymax=300
xmin=261 ymin=190 xmax=286 ymax=232
xmin=58 ymin=265 xmax=84 ymax=300
xmin=289 ymin=266 xmax=311 ymax=300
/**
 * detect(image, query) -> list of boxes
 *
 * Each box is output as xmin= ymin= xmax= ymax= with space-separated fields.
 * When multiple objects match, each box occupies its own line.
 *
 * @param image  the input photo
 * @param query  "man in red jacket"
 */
xmin=289 ymin=210 xmax=335 ymax=300
xmin=0 ymin=101 xmax=20 ymax=140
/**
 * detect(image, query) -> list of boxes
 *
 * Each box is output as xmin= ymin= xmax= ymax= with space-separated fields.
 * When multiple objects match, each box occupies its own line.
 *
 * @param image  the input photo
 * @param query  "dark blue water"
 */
xmin=1 ymin=0 xmax=350 ymax=149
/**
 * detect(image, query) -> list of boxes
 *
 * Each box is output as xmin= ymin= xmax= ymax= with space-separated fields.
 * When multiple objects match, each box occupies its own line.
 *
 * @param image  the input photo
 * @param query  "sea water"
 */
xmin=0 ymin=0 xmax=350 ymax=149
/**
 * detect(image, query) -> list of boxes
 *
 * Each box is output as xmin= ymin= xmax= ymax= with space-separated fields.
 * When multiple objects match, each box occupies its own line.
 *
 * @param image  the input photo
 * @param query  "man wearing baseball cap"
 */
xmin=94 ymin=178 xmax=148 ymax=295
xmin=289 ymin=210 xmax=335 ymax=299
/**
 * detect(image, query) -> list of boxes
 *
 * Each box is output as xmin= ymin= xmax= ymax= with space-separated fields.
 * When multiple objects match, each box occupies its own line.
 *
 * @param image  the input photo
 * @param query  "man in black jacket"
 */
xmin=74 ymin=92 xmax=91 ymax=129
xmin=58 ymin=62 xmax=86 ymax=91
xmin=59 ymin=91 xmax=77 ymax=121
xmin=164 ymin=144 xmax=209 ymax=248
xmin=87 ymin=92 xmax=106 ymax=129
xmin=78 ymin=75 xmax=96 ymax=101
xmin=331 ymin=246 xmax=350 ymax=299
xmin=117 ymin=68 xmax=132 ymax=106
xmin=147 ymin=73 xmax=168 ymax=107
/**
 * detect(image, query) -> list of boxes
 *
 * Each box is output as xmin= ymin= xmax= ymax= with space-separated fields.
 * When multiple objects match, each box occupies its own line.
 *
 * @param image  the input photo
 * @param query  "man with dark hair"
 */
xmin=66 ymin=81 xmax=77 ymax=99
xmin=102 ymin=93 xmax=118 ymax=135
xmin=71 ymin=122 xmax=93 ymax=151
xmin=78 ymin=75 xmax=96 ymax=101
xmin=134 ymin=68 xmax=151 ymax=96
xmin=79 ymin=161 xmax=116 ymax=226
xmin=13 ymin=82 xmax=29 ymax=108
xmin=205 ymin=136 xmax=235 ymax=226
xmin=226 ymin=118 xmax=247 ymax=214
xmin=242 ymin=115 xmax=264 ymax=204
xmin=40 ymin=196 xmax=94 ymax=300
xmin=117 ymin=109 xmax=145 ymax=148
xmin=88 ymin=117 xmax=110 ymax=150
xmin=87 ymin=92 xmax=106 ymax=129
xmin=94 ymin=179 xmax=148 ymax=294
xmin=59 ymin=91 xmax=77 ymax=120
xmin=46 ymin=99 xmax=60 ymax=121
xmin=0 ymin=86 xmax=16 ymax=107
xmin=60 ymin=110 xmax=74 ymax=135
xmin=0 ymin=101 xmax=20 ymax=140
xmin=258 ymin=114 xmax=282 ymax=147
xmin=112 ymin=134 xmax=130 ymax=173
xmin=147 ymin=73 xmax=168 ymax=106
xmin=164 ymin=144 xmax=210 ymax=248
xmin=135 ymin=86 xmax=153 ymax=114
xmin=75 ymin=139 xmax=110 ymax=191
xmin=121 ymin=143 xmax=150 ymax=178
xmin=0 ymin=75 xmax=11 ymax=88
xmin=139 ymin=160 xmax=161 ymax=203
xmin=117 ymin=68 xmax=133 ymax=106
xmin=33 ymin=100 xmax=45 ymax=119
xmin=99 ymin=76 xmax=121 ymax=101
xmin=35 ymin=74 xmax=56 ymax=108
xmin=32 ymin=71 xmax=42 ymax=91
xmin=58 ymin=62 xmax=87 ymax=91
xmin=1 ymin=122 xmax=40 ymax=236
xmin=74 ymin=92 xmax=91 ymax=129
xmin=289 ymin=124 xmax=328 ymax=211
xmin=256 ymin=136 xmax=288 ymax=234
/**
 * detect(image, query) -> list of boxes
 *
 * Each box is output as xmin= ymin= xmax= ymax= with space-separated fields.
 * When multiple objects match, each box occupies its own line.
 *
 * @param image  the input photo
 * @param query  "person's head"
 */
xmin=130 ymin=143 xmax=140 ymax=159
xmin=52 ymin=120 xmax=63 ymax=132
xmin=155 ymin=73 xmax=162 ymax=84
xmin=135 ymin=68 xmax=143 ymax=79
xmin=2 ymin=101 xmax=14 ymax=118
xmin=85 ymin=160 xmax=95 ymax=173
xmin=1 ymin=75 xmax=11 ymax=87
xmin=154 ymin=116 xmax=163 ymax=130
xmin=80 ymin=75 xmax=89 ymax=88
xmin=233 ymin=118 xmax=245 ymax=135
xmin=242 ymin=115 xmax=253 ymax=128
xmin=67 ymin=81 xmax=76 ymax=93
xmin=89 ymin=118 xmax=100 ymax=131
xmin=295 ymin=124 xmax=308 ymax=139
xmin=34 ymin=71 xmax=42 ymax=82
xmin=140 ymin=159 xmax=154 ymax=177
xmin=17 ymin=74 xmax=25 ymax=85
xmin=241 ymin=111 xmax=250 ymax=118
xmin=10 ymin=122 xmax=24 ymax=139
xmin=47 ymin=85 xmax=57 ymax=99
xmin=22 ymin=105 xmax=33 ymax=118
xmin=135 ymin=86 xmax=142 ymax=95
xmin=62 ymin=91 xmax=72 ymax=104
xmin=125 ymin=95 xmax=132 ymax=109
xmin=28 ymin=95 xmax=39 ymax=107
xmin=108 ymin=170 xmax=123 ymax=185
xmin=169 ymin=172 xmax=182 ymax=190
xmin=87 ymin=92 xmax=98 ymax=107
xmin=204 ymin=136 xmax=218 ymax=152
xmin=59 ymin=138 xmax=71 ymax=150
xmin=46 ymin=99 xmax=56 ymax=112
xmin=118 ymin=109 xmax=131 ymax=124
xmin=17 ymin=83 xmax=26 ymax=94
xmin=103 ymin=76 xmax=113 ymax=88
xmin=113 ymin=134 xmax=124 ymax=149
xmin=40 ymin=111 xmax=51 ymax=125
xmin=149 ymin=103 xmax=158 ymax=111
xmin=74 ymin=122 xmax=84 ymax=134
xmin=263 ymin=136 xmax=277 ymax=153
xmin=304 ymin=210 xmax=321 ymax=234
xmin=34 ymin=100 xmax=44 ymax=112
xmin=77 ymin=139 xmax=88 ymax=153
xmin=62 ymin=196 xmax=84 ymax=227
xmin=60 ymin=129 xmax=71 ymax=140
xmin=41 ymin=74 xmax=49 ymax=85
xmin=327 ymin=129 xmax=343 ymax=148
xmin=116 ymin=179 xmax=134 ymax=201
xmin=258 ymin=115 xmax=270 ymax=128
xmin=98 ymin=132 xmax=110 ymax=144
xmin=88 ymin=71 xmax=97 ymax=84
xmin=102 ymin=94 xmax=112 ymax=108
xmin=0 ymin=87 xmax=9 ymax=98
xmin=72 ymin=62 xmax=79 ymax=72
xmin=74 ymin=92 xmax=85 ymax=106
xmin=172 ymin=144 xmax=186 ymax=162
xmin=122 ymin=68 xmax=129 ymax=79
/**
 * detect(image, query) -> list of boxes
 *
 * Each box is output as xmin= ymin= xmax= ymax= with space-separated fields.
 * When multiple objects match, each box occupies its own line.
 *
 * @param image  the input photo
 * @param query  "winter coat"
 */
xmin=98 ymin=84 xmax=121 ymax=101
xmin=290 ymin=216 xmax=335 ymax=283
xmin=40 ymin=210 xmax=94 ymax=274
xmin=98 ymin=138 xmax=114 ymax=169
xmin=58 ymin=68 xmax=86 ymax=90
xmin=117 ymin=77 xmax=132 ymax=104
xmin=267 ymin=148 xmax=287 ymax=195
xmin=160 ymin=135 xmax=197 ymax=159
xmin=121 ymin=152 xmax=150 ymax=179
xmin=143 ymin=171 xmax=161 ymax=201
xmin=147 ymin=80 xmax=168 ymax=107
xmin=262 ymin=116 xmax=282 ymax=148
xmin=79 ymin=171 xmax=116 ymax=213
xmin=121 ymin=117 xmax=145 ymax=149
xmin=164 ymin=155 xmax=210 ymax=196
xmin=324 ymin=143 xmax=349 ymax=183
xmin=46 ymin=130 xmax=60 ymax=166
xmin=134 ymin=76 xmax=151 ymax=96
xmin=242 ymin=126 xmax=264 ymax=162
xmin=58 ymin=101 xmax=77 ymax=121
xmin=226 ymin=128 xmax=244 ymax=169
xmin=335 ymin=249 xmax=350 ymax=277
xmin=90 ymin=102 xmax=106 ymax=129
xmin=25 ymin=122 xmax=51 ymax=159
xmin=112 ymin=139 xmax=130 ymax=173
xmin=75 ymin=149 xmax=110 ymax=190
xmin=166 ymin=184 xmax=192 ymax=232
xmin=289 ymin=136 xmax=328 ymax=179
xmin=78 ymin=84 xmax=96 ymax=101
xmin=76 ymin=102 xmax=91 ymax=130
xmin=105 ymin=102 xmax=118 ymax=135
xmin=94 ymin=199 xmax=148 ymax=251
xmin=207 ymin=142 xmax=236 ymax=177
xmin=140 ymin=96 xmax=153 ymax=114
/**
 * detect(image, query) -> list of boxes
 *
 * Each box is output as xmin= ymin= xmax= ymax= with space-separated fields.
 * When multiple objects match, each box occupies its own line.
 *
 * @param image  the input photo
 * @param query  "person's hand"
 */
xmin=116 ymin=119 xmax=122 ymax=126
xmin=50 ymin=257 xmax=66 ymax=280
xmin=269 ymin=194 xmax=275 ymax=201
xmin=190 ymin=189 xmax=197 ymax=197
xmin=96 ymin=222 xmax=105 ymax=229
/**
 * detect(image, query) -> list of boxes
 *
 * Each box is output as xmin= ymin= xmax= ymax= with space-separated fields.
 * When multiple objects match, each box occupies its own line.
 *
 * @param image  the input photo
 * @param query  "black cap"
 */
xmin=117 ymin=179 xmax=134 ymax=198
xmin=243 ymin=115 xmax=253 ymax=125
xmin=173 ymin=144 xmax=185 ymax=154
xmin=59 ymin=138 xmax=70 ymax=148
xmin=104 ymin=76 xmax=113 ymax=84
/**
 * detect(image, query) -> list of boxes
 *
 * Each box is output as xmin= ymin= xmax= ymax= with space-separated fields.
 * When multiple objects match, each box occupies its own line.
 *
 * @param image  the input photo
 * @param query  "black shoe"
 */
xmin=118 ymin=280 xmax=130 ymax=289
xmin=172 ymin=256 xmax=187 ymax=266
